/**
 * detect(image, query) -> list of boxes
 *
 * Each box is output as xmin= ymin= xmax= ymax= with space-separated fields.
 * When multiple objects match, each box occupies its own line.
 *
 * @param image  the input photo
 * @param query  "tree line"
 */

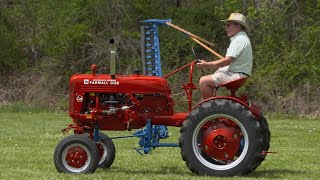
xmin=0 ymin=0 xmax=319 ymax=116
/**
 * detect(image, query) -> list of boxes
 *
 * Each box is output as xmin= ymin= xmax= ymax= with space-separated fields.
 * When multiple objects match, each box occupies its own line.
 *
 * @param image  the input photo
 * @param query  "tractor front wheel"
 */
xmin=179 ymin=99 xmax=264 ymax=176
xmin=96 ymin=132 xmax=116 ymax=168
xmin=54 ymin=134 xmax=99 ymax=173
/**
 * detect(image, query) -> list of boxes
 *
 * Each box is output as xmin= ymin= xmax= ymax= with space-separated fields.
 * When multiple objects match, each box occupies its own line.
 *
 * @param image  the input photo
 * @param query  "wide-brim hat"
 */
xmin=221 ymin=13 xmax=250 ymax=32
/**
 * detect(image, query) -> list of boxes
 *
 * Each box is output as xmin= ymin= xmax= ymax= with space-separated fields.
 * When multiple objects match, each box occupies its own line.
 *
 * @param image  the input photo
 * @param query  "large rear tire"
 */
xmin=258 ymin=114 xmax=270 ymax=162
xmin=54 ymin=134 xmax=99 ymax=173
xmin=179 ymin=99 xmax=264 ymax=176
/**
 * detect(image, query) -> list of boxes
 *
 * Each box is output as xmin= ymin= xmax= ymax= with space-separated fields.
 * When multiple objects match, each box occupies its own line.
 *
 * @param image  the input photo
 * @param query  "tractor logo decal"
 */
xmin=76 ymin=95 xmax=83 ymax=102
xmin=83 ymin=79 xmax=119 ymax=85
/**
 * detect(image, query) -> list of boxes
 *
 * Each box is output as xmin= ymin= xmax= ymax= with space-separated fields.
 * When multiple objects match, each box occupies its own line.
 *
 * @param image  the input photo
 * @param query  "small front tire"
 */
xmin=96 ymin=132 xmax=116 ymax=168
xmin=54 ymin=134 xmax=99 ymax=173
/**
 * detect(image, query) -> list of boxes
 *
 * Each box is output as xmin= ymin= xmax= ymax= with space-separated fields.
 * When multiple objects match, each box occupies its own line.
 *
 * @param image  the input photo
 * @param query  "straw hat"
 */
xmin=222 ymin=13 xmax=250 ymax=32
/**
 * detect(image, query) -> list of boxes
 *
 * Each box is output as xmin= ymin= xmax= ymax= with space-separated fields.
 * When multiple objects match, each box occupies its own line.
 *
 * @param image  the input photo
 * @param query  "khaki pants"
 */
xmin=211 ymin=68 xmax=248 ymax=87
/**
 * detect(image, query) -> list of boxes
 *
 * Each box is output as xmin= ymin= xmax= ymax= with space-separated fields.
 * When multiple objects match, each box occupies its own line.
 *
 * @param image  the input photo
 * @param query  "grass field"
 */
xmin=0 ymin=112 xmax=319 ymax=180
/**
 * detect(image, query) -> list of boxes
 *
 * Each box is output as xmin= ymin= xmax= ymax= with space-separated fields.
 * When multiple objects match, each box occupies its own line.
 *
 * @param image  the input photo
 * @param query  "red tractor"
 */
xmin=54 ymin=19 xmax=270 ymax=176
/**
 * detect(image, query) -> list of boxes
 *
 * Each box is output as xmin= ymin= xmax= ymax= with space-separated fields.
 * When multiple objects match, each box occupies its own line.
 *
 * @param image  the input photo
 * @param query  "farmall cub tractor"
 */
xmin=54 ymin=19 xmax=270 ymax=176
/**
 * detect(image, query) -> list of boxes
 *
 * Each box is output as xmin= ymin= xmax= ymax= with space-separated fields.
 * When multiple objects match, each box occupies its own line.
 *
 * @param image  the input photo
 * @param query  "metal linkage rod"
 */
xmin=165 ymin=22 xmax=215 ymax=47
xmin=191 ymin=37 xmax=224 ymax=59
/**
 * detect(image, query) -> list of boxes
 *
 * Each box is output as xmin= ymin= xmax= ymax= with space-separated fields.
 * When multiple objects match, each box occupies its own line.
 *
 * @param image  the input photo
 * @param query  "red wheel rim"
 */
xmin=62 ymin=143 xmax=91 ymax=172
xmin=96 ymin=142 xmax=108 ymax=165
xmin=192 ymin=114 xmax=249 ymax=170
xmin=201 ymin=120 xmax=241 ymax=161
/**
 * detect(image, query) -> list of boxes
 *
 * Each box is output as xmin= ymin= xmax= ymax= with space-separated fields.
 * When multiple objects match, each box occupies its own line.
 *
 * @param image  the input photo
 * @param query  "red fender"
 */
xmin=192 ymin=96 xmax=261 ymax=120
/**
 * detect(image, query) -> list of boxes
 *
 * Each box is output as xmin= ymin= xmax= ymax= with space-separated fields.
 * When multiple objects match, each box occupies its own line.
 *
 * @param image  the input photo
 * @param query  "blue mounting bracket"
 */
xmin=93 ymin=125 xmax=100 ymax=142
xmin=133 ymin=119 xmax=178 ymax=155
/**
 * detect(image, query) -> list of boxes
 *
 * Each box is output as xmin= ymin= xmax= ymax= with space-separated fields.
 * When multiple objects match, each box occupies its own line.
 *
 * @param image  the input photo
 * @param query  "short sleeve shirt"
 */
xmin=225 ymin=31 xmax=252 ymax=75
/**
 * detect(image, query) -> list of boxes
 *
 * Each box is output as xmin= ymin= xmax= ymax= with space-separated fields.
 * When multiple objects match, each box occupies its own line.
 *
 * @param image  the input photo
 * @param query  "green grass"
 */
xmin=0 ymin=112 xmax=319 ymax=180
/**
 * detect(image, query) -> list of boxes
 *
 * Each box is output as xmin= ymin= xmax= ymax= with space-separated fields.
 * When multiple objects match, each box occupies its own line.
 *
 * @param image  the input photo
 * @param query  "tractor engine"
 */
xmin=68 ymin=70 xmax=174 ymax=131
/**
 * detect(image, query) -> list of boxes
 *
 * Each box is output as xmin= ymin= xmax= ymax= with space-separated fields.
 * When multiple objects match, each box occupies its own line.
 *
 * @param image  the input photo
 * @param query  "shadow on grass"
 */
xmin=108 ymin=166 xmax=191 ymax=176
xmin=107 ymin=167 xmax=306 ymax=178
xmin=248 ymin=169 xmax=306 ymax=178
xmin=99 ymin=165 xmax=306 ymax=178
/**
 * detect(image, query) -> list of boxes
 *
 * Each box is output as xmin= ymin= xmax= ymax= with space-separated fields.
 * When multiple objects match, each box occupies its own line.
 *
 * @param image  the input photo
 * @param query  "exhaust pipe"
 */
xmin=110 ymin=38 xmax=116 ymax=79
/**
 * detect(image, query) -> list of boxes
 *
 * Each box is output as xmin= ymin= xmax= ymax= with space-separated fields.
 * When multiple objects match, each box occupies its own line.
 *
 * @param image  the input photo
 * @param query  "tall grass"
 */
xmin=0 ymin=112 xmax=319 ymax=180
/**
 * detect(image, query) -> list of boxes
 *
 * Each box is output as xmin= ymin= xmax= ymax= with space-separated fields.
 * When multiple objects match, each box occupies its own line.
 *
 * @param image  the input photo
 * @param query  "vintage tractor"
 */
xmin=53 ymin=19 xmax=270 ymax=176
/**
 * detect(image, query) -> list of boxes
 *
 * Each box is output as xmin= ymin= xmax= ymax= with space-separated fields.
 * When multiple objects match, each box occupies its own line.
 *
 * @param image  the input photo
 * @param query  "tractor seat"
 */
xmin=216 ymin=77 xmax=248 ymax=96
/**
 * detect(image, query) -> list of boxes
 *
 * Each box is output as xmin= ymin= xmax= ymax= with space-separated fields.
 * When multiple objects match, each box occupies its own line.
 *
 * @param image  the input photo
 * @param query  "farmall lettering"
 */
xmin=84 ymin=79 xmax=119 ymax=85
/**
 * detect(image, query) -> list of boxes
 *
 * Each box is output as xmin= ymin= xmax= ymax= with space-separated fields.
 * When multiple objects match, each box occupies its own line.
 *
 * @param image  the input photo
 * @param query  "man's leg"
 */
xmin=199 ymin=75 xmax=216 ymax=99
xmin=199 ymin=69 xmax=248 ymax=100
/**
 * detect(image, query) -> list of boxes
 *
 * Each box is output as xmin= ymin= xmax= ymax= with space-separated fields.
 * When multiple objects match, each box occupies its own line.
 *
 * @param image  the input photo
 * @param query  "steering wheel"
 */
xmin=192 ymin=47 xmax=205 ymax=75
xmin=192 ymin=47 xmax=201 ymax=63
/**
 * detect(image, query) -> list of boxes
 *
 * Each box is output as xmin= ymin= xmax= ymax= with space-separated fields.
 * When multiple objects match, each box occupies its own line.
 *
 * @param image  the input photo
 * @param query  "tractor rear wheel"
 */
xmin=258 ymin=114 xmax=270 ymax=162
xmin=179 ymin=99 xmax=264 ymax=176
xmin=54 ymin=134 xmax=99 ymax=173
xmin=96 ymin=132 xmax=116 ymax=168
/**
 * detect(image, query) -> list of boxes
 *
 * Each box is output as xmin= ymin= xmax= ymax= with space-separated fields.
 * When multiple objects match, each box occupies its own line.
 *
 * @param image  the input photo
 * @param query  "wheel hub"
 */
xmin=65 ymin=146 xmax=88 ymax=168
xmin=213 ymin=135 xmax=227 ymax=149
xmin=201 ymin=121 xmax=241 ymax=161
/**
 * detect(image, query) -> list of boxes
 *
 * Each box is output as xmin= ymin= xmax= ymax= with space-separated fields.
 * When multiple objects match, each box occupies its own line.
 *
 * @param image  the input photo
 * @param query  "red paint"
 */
xmin=65 ymin=146 xmax=88 ymax=168
xmin=66 ymin=63 xmax=261 ymax=134
xmin=201 ymin=120 xmax=241 ymax=161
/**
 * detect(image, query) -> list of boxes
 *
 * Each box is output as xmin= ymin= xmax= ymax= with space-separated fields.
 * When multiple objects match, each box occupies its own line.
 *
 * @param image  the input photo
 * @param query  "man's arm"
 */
xmin=196 ymin=56 xmax=235 ymax=69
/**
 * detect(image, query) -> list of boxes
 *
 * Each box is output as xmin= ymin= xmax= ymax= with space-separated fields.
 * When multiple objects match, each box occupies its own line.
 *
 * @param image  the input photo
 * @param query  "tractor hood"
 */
xmin=70 ymin=74 xmax=171 ymax=94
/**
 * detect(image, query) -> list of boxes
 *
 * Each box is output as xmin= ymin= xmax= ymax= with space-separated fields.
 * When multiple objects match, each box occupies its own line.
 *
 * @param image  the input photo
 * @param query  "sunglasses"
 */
xmin=225 ymin=22 xmax=238 ymax=28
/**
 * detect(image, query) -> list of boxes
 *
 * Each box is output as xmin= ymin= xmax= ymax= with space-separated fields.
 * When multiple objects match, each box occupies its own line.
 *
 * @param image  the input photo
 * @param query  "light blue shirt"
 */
xmin=225 ymin=31 xmax=252 ymax=75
